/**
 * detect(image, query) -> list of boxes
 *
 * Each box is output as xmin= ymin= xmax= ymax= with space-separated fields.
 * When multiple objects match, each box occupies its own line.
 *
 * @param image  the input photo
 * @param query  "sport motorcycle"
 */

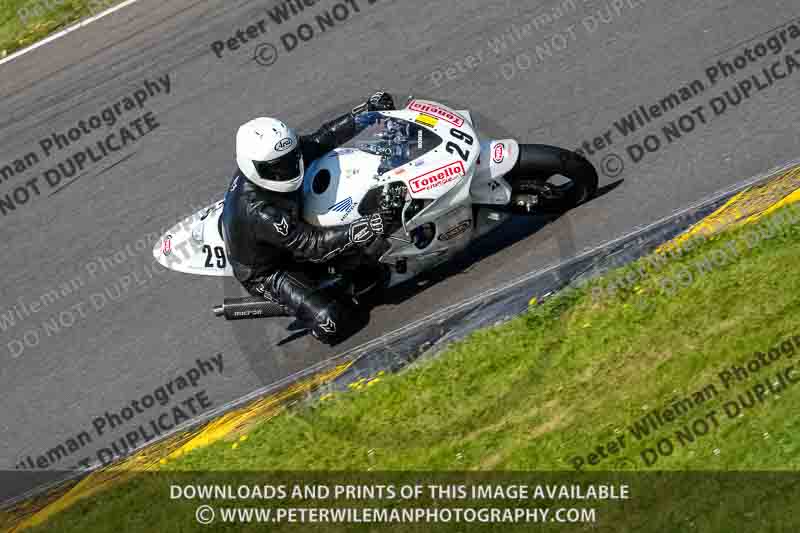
xmin=153 ymin=99 xmax=598 ymax=325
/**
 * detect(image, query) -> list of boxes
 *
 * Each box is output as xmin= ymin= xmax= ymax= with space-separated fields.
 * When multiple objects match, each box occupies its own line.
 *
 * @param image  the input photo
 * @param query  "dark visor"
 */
xmin=254 ymin=149 xmax=301 ymax=182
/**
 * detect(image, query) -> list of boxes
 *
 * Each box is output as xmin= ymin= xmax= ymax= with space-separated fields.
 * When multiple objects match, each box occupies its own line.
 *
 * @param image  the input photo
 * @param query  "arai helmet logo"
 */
xmin=274 ymin=137 xmax=294 ymax=152
xmin=493 ymin=143 xmax=505 ymax=163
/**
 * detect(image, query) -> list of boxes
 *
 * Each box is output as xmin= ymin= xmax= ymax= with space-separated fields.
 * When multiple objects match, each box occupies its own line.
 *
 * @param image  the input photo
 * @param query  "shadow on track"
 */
xmin=378 ymin=179 xmax=623 ymax=307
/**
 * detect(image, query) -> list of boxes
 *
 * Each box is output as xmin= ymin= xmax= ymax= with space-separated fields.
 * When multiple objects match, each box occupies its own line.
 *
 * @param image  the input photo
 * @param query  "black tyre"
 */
xmin=506 ymin=144 xmax=598 ymax=213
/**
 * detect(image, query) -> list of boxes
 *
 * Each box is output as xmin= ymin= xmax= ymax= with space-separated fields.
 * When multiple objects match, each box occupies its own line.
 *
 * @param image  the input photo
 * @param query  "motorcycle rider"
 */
xmin=221 ymin=91 xmax=396 ymax=344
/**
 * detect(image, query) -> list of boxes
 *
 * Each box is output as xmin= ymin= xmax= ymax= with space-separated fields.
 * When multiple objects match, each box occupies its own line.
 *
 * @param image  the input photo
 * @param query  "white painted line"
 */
xmin=0 ymin=0 xmax=142 ymax=68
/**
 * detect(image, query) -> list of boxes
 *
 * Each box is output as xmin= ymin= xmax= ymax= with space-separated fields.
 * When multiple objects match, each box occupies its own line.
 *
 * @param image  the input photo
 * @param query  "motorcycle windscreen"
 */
xmin=343 ymin=112 xmax=443 ymax=175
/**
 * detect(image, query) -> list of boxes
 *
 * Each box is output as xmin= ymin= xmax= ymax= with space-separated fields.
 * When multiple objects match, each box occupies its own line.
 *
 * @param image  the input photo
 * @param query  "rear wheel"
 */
xmin=505 ymin=144 xmax=598 ymax=214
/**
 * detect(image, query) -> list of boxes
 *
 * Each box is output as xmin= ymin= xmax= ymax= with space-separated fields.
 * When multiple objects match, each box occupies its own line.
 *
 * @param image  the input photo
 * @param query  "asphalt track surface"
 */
xmin=2 ymin=0 xmax=800 ymax=482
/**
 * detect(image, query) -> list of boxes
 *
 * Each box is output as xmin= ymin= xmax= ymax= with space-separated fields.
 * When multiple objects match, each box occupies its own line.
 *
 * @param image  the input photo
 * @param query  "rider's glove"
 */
xmin=348 ymin=212 xmax=392 ymax=246
xmin=366 ymin=91 xmax=395 ymax=112
xmin=353 ymin=91 xmax=395 ymax=116
xmin=348 ymin=217 xmax=377 ymax=245
xmin=368 ymin=212 xmax=387 ymax=236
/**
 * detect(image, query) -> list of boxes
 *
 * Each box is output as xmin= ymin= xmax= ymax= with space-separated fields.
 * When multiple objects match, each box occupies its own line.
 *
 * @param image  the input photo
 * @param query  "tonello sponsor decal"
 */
xmin=407 ymin=101 xmax=465 ymax=127
xmin=409 ymin=161 xmax=465 ymax=193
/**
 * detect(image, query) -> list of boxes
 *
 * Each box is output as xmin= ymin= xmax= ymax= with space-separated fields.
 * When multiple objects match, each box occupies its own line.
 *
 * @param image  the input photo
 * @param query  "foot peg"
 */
xmin=213 ymin=297 xmax=290 ymax=320
xmin=511 ymin=193 xmax=539 ymax=213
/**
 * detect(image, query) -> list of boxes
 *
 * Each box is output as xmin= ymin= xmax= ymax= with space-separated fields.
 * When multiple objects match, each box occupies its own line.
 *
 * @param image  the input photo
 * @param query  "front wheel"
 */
xmin=505 ymin=144 xmax=598 ymax=214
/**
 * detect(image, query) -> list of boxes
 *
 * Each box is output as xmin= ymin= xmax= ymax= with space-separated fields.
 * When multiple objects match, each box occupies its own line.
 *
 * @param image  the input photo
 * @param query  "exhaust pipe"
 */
xmin=212 ymin=297 xmax=289 ymax=321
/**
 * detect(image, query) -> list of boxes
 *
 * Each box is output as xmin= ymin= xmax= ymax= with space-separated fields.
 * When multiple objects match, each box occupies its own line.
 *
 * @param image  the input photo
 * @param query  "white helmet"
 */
xmin=236 ymin=117 xmax=304 ymax=192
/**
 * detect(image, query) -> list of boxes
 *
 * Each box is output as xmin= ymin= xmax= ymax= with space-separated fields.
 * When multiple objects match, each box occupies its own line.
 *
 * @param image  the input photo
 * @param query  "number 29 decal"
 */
xmin=445 ymin=127 xmax=474 ymax=161
xmin=202 ymin=245 xmax=227 ymax=269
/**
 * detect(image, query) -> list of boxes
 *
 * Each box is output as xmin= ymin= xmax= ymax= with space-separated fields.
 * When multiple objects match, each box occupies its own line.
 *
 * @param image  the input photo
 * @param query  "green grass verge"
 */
xmin=0 ymin=0 xmax=121 ymax=59
xmin=24 ymin=203 xmax=800 ymax=531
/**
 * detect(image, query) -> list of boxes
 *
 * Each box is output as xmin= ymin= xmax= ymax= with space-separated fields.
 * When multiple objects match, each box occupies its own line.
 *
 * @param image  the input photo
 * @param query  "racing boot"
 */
xmin=269 ymin=271 xmax=365 ymax=344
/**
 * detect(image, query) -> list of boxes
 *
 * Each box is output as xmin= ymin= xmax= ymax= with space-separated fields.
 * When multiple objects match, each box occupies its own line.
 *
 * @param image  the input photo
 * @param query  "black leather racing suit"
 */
xmin=221 ymin=111 xmax=381 ymax=343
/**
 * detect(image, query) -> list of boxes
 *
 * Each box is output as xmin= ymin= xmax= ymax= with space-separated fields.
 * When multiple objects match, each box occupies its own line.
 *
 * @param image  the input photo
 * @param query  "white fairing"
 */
xmin=470 ymin=139 xmax=518 ymax=205
xmin=153 ymin=201 xmax=233 ymax=277
xmin=154 ymin=100 xmax=519 ymax=284
xmin=303 ymin=149 xmax=382 ymax=225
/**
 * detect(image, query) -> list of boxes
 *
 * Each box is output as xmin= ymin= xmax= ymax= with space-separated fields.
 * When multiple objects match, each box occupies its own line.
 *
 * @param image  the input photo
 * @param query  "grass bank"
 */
xmin=0 ymin=0 xmax=120 ymax=59
xmin=24 ymin=202 xmax=800 ymax=531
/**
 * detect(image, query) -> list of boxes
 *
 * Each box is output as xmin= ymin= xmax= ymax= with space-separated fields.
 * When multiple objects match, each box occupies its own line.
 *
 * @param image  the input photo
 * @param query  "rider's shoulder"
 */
xmin=227 ymin=168 xmax=247 ymax=192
